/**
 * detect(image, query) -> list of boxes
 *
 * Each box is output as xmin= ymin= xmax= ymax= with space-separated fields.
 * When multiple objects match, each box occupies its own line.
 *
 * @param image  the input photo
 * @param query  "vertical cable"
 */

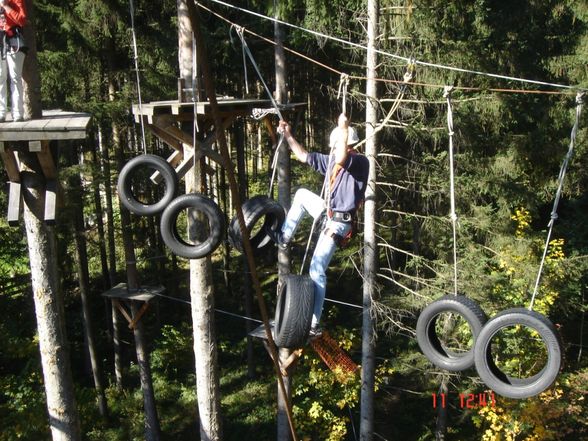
xmin=530 ymin=92 xmax=584 ymax=310
xmin=444 ymin=86 xmax=458 ymax=296
xmin=129 ymin=0 xmax=147 ymax=155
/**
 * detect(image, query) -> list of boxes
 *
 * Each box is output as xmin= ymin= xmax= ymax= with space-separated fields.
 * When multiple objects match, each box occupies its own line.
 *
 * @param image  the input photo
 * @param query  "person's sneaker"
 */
xmin=0 ymin=116 xmax=5 ymax=123
xmin=308 ymin=325 xmax=323 ymax=339
xmin=13 ymin=116 xmax=23 ymax=122
xmin=265 ymin=225 xmax=288 ymax=250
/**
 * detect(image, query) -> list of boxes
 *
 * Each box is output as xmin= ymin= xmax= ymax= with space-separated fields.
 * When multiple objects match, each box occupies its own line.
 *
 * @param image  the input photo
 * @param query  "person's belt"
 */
xmin=328 ymin=209 xmax=354 ymax=222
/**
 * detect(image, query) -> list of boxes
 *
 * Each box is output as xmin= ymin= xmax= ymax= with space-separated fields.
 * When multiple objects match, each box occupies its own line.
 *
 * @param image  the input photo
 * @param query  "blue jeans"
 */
xmin=281 ymin=189 xmax=351 ymax=327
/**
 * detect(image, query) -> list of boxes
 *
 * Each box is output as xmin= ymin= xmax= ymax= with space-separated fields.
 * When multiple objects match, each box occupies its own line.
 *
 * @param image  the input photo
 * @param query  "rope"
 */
xmin=197 ymin=2 xmax=575 ymax=96
xmin=232 ymin=26 xmax=286 ymax=197
xmin=128 ymin=0 xmax=147 ymax=155
xmin=529 ymin=92 xmax=584 ymax=310
xmin=150 ymin=291 xmax=263 ymax=323
xmin=444 ymin=86 xmax=459 ymax=296
xmin=337 ymin=73 xmax=350 ymax=115
xmin=202 ymin=0 xmax=585 ymax=92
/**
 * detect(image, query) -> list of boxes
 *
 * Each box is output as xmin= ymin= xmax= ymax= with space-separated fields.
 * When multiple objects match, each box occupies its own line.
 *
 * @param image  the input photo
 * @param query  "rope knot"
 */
xmin=403 ymin=57 xmax=416 ymax=83
xmin=576 ymin=92 xmax=585 ymax=105
xmin=443 ymin=85 xmax=454 ymax=99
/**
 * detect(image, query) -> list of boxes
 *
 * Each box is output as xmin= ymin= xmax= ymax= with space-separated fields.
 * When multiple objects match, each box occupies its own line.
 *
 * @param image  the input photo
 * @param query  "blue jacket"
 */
xmin=307 ymin=151 xmax=369 ymax=213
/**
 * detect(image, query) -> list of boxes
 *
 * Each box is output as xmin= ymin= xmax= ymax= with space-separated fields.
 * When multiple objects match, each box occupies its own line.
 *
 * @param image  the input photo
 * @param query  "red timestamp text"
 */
xmin=431 ymin=391 xmax=496 ymax=409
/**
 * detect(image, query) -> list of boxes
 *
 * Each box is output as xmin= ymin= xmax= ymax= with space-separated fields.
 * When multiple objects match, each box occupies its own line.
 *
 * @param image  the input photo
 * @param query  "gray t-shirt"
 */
xmin=307 ymin=151 xmax=369 ymax=213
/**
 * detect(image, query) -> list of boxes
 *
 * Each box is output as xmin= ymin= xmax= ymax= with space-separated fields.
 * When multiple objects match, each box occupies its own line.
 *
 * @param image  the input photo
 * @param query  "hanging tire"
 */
xmin=474 ymin=308 xmax=563 ymax=399
xmin=160 ymin=193 xmax=225 ymax=259
xmin=228 ymin=195 xmax=286 ymax=254
xmin=117 ymin=154 xmax=178 ymax=216
xmin=416 ymin=295 xmax=488 ymax=372
xmin=274 ymin=274 xmax=315 ymax=348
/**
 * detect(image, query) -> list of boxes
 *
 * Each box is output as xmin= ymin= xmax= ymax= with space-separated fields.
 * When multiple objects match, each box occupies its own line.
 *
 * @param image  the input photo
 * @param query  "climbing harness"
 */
xmin=416 ymin=86 xmax=488 ymax=372
xmin=473 ymin=93 xmax=583 ymax=399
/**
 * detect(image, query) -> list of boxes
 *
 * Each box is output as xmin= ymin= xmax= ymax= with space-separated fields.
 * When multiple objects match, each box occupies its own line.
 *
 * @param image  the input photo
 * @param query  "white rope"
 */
xmin=202 ymin=0 xmax=584 ymax=91
xmin=129 ymin=0 xmax=148 ymax=155
xmin=444 ymin=86 xmax=459 ymax=296
xmin=337 ymin=73 xmax=350 ymax=115
xmin=529 ymin=92 xmax=584 ymax=310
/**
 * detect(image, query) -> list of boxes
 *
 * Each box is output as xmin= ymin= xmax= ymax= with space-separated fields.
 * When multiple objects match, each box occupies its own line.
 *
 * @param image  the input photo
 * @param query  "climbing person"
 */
xmin=269 ymin=113 xmax=370 ymax=336
xmin=0 ymin=0 xmax=27 ymax=122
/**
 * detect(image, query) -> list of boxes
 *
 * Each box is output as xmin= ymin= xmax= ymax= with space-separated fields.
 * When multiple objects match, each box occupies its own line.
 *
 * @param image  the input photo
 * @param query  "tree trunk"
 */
xmin=178 ymin=1 xmax=222 ymax=439
xmin=70 ymin=147 xmax=109 ymax=419
xmin=20 ymin=151 xmax=82 ymax=441
xmin=91 ymin=132 xmax=111 ymax=287
xmin=116 ymin=142 xmax=162 ymax=441
xmin=360 ymin=1 xmax=379 ymax=439
xmin=22 ymin=0 xmax=41 ymax=119
xmin=274 ymin=12 xmax=293 ymax=441
xmin=435 ymin=377 xmax=449 ymax=440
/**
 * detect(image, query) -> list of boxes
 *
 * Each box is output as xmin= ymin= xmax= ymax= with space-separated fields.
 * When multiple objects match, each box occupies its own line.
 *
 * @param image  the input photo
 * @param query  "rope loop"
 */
xmin=337 ymin=73 xmax=350 ymax=114
xmin=403 ymin=57 xmax=417 ymax=83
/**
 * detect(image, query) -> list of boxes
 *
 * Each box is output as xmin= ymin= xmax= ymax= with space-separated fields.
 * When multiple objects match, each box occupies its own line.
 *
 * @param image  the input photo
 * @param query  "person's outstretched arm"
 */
xmin=279 ymin=120 xmax=308 ymax=163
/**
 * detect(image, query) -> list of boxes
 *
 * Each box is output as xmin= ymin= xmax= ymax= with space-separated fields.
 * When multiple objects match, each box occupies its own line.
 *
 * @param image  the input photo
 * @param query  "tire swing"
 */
xmin=473 ymin=308 xmax=563 ymax=399
xmin=474 ymin=93 xmax=583 ymax=399
xmin=228 ymin=195 xmax=286 ymax=254
xmin=416 ymin=87 xmax=487 ymax=372
xmin=274 ymin=274 xmax=315 ymax=348
xmin=117 ymin=154 xmax=178 ymax=216
xmin=160 ymin=193 xmax=225 ymax=259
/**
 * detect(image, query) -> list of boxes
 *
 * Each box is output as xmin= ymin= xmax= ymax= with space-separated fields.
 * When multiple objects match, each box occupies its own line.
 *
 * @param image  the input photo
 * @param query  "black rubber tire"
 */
xmin=228 ymin=195 xmax=286 ymax=254
xmin=160 ymin=193 xmax=225 ymax=259
xmin=274 ymin=274 xmax=315 ymax=348
xmin=416 ymin=295 xmax=488 ymax=372
xmin=474 ymin=308 xmax=563 ymax=399
xmin=117 ymin=154 xmax=178 ymax=216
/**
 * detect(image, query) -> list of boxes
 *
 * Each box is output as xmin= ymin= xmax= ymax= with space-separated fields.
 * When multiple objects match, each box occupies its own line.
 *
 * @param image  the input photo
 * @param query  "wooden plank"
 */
xmin=0 ymin=111 xmax=91 ymax=142
xmin=150 ymin=150 xmax=183 ymax=184
xmin=0 ymin=143 xmax=21 ymax=182
xmin=128 ymin=301 xmax=150 ymax=330
xmin=7 ymin=182 xmax=21 ymax=226
xmin=113 ymin=299 xmax=134 ymax=326
xmin=36 ymin=141 xmax=57 ymax=179
xmin=44 ymin=179 xmax=57 ymax=225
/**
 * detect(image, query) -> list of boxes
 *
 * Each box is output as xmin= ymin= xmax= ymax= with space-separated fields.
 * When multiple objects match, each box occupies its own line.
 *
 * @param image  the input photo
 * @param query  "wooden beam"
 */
xmin=28 ymin=140 xmax=42 ymax=152
xmin=0 ymin=143 xmax=21 ymax=182
xmin=7 ymin=181 xmax=21 ymax=226
xmin=36 ymin=141 xmax=57 ymax=180
xmin=113 ymin=299 xmax=133 ymax=325
xmin=128 ymin=301 xmax=150 ymax=330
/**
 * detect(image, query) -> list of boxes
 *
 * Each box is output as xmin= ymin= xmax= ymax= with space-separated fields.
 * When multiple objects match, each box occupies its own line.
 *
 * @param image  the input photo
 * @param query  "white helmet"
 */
xmin=329 ymin=126 xmax=360 ymax=149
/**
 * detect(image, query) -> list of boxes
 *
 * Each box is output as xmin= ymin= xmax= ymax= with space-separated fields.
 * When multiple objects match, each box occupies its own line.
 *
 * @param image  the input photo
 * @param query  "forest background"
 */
xmin=1 ymin=0 xmax=588 ymax=440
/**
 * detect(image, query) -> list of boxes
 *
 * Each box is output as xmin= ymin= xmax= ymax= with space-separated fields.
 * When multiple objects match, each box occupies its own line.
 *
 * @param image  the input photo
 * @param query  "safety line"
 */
xmin=128 ymin=0 xmax=148 ymax=154
xmin=201 ymin=0 xmax=584 ymax=92
xmin=232 ymin=27 xmax=286 ymax=196
xmin=529 ymin=92 xmax=584 ymax=310
xmin=444 ymin=86 xmax=459 ymax=296
xmin=150 ymin=291 xmax=263 ymax=323
xmin=197 ymin=2 xmax=574 ymax=96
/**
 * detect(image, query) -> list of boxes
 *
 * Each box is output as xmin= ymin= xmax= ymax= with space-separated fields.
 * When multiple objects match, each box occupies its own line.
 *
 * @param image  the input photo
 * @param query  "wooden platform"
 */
xmin=102 ymin=282 xmax=165 ymax=330
xmin=101 ymin=282 xmax=165 ymax=302
xmin=132 ymin=98 xmax=272 ymax=123
xmin=0 ymin=110 xmax=92 ymax=142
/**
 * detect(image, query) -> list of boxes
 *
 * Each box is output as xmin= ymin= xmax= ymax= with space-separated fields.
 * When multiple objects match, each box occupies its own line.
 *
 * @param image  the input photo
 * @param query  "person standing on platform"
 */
xmin=0 ymin=0 xmax=27 ymax=122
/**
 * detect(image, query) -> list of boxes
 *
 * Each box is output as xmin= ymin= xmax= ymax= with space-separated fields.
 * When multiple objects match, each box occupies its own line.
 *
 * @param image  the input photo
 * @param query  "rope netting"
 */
xmin=310 ymin=332 xmax=359 ymax=377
